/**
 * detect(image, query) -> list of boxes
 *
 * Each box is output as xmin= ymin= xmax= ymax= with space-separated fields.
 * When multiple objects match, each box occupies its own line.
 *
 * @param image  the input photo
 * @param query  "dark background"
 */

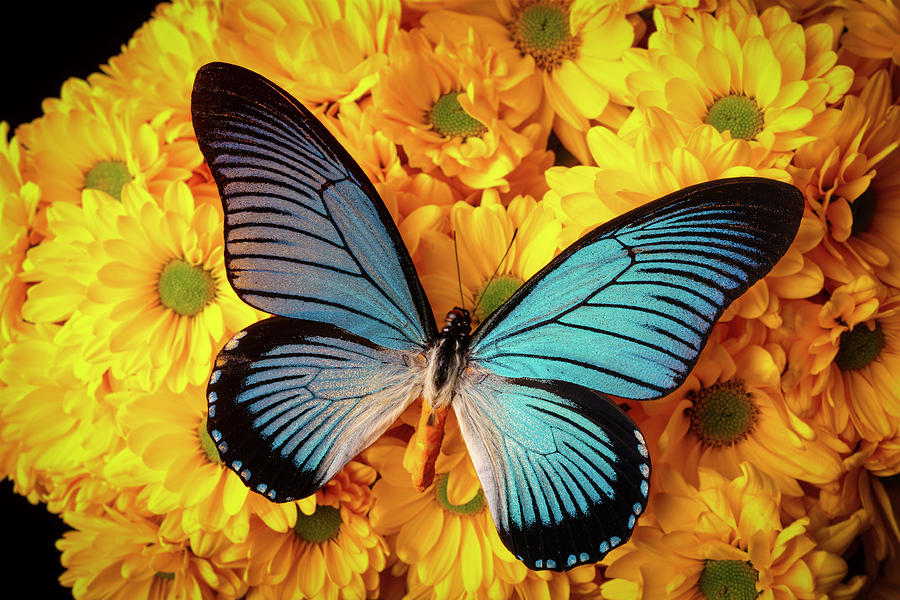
xmin=1 ymin=2 xmax=161 ymax=597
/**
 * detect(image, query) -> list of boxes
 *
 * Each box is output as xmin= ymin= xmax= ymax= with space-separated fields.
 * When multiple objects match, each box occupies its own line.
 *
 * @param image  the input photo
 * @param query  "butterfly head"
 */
xmin=440 ymin=307 xmax=472 ymax=340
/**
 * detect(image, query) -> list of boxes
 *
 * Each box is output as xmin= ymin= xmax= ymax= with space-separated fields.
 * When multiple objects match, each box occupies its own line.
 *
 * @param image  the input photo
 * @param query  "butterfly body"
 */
xmin=192 ymin=62 xmax=803 ymax=571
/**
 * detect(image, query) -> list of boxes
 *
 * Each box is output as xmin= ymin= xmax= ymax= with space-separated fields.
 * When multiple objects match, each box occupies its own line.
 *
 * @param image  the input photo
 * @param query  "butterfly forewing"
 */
xmin=207 ymin=318 xmax=424 ymax=502
xmin=191 ymin=62 xmax=437 ymax=351
xmin=469 ymin=178 xmax=803 ymax=400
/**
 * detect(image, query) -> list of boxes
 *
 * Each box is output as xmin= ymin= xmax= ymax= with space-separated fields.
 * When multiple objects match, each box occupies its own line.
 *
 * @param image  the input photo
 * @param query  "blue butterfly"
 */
xmin=191 ymin=62 xmax=803 ymax=571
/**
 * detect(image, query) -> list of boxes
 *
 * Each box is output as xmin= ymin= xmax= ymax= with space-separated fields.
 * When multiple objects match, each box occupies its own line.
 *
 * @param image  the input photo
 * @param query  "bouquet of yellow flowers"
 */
xmin=2 ymin=0 xmax=899 ymax=598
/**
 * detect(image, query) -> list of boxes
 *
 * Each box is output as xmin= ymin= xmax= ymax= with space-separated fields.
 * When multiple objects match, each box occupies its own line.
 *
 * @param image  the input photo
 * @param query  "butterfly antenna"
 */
xmin=472 ymin=228 xmax=518 ymax=318
xmin=453 ymin=231 xmax=465 ymax=310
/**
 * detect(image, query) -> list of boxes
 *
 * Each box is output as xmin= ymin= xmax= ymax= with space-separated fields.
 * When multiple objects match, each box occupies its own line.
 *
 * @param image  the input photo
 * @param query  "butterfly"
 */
xmin=191 ymin=62 xmax=803 ymax=571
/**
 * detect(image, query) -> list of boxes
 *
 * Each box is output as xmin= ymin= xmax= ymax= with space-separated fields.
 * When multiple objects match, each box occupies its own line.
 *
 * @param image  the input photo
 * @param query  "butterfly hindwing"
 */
xmin=191 ymin=62 xmax=436 ymax=351
xmin=469 ymin=178 xmax=803 ymax=399
xmin=207 ymin=318 xmax=423 ymax=502
xmin=453 ymin=372 xmax=650 ymax=570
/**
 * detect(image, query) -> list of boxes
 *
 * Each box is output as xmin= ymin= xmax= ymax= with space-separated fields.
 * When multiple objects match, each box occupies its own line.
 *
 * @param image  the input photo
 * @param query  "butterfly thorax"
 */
xmin=422 ymin=307 xmax=472 ymax=411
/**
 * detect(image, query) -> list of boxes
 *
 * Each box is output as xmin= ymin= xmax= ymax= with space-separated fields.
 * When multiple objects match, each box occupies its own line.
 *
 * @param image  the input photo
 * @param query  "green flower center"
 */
xmin=198 ymin=417 xmax=221 ymax=464
xmin=294 ymin=504 xmax=342 ymax=543
xmin=835 ymin=322 xmax=884 ymax=371
xmin=508 ymin=1 xmax=579 ymax=71
xmin=686 ymin=380 xmax=759 ymax=448
xmin=474 ymin=275 xmax=523 ymax=323
xmin=434 ymin=473 xmax=485 ymax=515
xmin=84 ymin=160 xmax=132 ymax=201
xmin=155 ymin=571 xmax=175 ymax=580
xmin=428 ymin=92 xmax=487 ymax=139
xmin=704 ymin=95 xmax=764 ymax=140
xmin=157 ymin=259 xmax=216 ymax=317
xmin=851 ymin=186 xmax=877 ymax=236
xmin=698 ymin=560 xmax=760 ymax=600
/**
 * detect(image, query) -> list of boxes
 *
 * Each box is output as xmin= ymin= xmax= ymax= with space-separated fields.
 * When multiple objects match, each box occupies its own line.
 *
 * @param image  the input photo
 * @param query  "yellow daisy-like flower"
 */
xmin=791 ymin=69 xmax=900 ymax=286
xmin=89 ymin=0 xmax=228 ymax=131
xmin=841 ymin=0 xmax=900 ymax=67
xmin=778 ymin=274 xmax=900 ymax=446
xmin=17 ymin=85 xmax=199 ymax=216
xmin=417 ymin=190 xmax=561 ymax=326
xmin=0 ymin=322 xmax=123 ymax=513
xmin=21 ymin=182 xmax=258 ymax=392
xmin=625 ymin=4 xmax=853 ymax=155
xmin=372 ymin=27 xmax=546 ymax=190
xmin=633 ymin=323 xmax=843 ymax=496
xmin=58 ymin=507 xmax=247 ymax=600
xmin=232 ymin=462 xmax=389 ymax=600
xmin=500 ymin=0 xmax=636 ymax=130
xmin=0 ymin=123 xmax=40 ymax=340
xmin=108 ymin=382 xmax=311 ymax=544
xmin=219 ymin=0 xmax=399 ymax=105
xmin=366 ymin=429 xmax=531 ymax=599
xmin=600 ymin=464 xmax=863 ymax=600
xmin=542 ymin=108 xmax=810 ymax=322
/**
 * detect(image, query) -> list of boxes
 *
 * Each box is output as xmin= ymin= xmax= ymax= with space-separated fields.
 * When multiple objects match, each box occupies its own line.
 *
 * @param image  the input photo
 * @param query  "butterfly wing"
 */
xmin=469 ymin=178 xmax=803 ymax=399
xmin=207 ymin=317 xmax=423 ymax=502
xmin=192 ymin=62 xmax=437 ymax=350
xmin=193 ymin=63 xmax=436 ymax=499
xmin=453 ymin=371 xmax=650 ymax=570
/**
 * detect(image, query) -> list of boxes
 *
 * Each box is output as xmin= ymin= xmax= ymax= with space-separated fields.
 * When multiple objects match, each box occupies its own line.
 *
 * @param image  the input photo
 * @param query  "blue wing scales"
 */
xmin=453 ymin=372 xmax=650 ymax=570
xmin=191 ymin=62 xmax=436 ymax=350
xmin=469 ymin=178 xmax=803 ymax=399
xmin=207 ymin=317 xmax=424 ymax=502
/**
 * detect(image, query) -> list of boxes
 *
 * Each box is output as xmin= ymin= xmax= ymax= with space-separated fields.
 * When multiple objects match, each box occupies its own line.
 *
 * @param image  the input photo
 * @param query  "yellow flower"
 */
xmin=89 ymin=0 xmax=226 ymax=133
xmin=841 ymin=0 xmax=900 ymax=68
xmin=501 ymin=0 xmax=636 ymax=130
xmin=366 ymin=429 xmax=530 ymax=599
xmin=219 ymin=0 xmax=399 ymax=105
xmin=58 ymin=507 xmax=247 ymax=599
xmin=778 ymin=275 xmax=900 ymax=447
xmin=542 ymin=108 xmax=808 ymax=322
xmin=0 ymin=123 xmax=40 ymax=340
xmin=107 ymin=383 xmax=311 ymax=544
xmin=633 ymin=323 xmax=843 ymax=496
xmin=372 ymin=27 xmax=546 ymax=190
xmin=544 ymin=108 xmax=793 ymax=247
xmin=625 ymin=4 xmax=853 ymax=155
xmin=20 ymin=183 xmax=259 ymax=392
xmin=232 ymin=462 xmax=389 ymax=600
xmin=17 ymin=85 xmax=199 ymax=217
xmin=417 ymin=191 xmax=561 ymax=326
xmin=600 ymin=464 xmax=862 ymax=600
xmin=791 ymin=69 xmax=900 ymax=286
xmin=0 ymin=322 xmax=122 ymax=513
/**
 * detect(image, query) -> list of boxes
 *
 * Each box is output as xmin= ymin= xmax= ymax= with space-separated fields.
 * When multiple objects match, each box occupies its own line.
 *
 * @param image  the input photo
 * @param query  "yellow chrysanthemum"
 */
xmin=632 ymin=321 xmax=843 ymax=496
xmin=219 ymin=0 xmax=399 ymax=105
xmin=58 ymin=507 xmax=247 ymax=600
xmin=599 ymin=464 xmax=863 ymax=600
xmin=88 ymin=0 xmax=228 ymax=132
xmin=841 ymin=0 xmax=900 ymax=68
xmin=107 ymin=383 xmax=312 ymax=544
xmin=232 ymin=462 xmax=389 ymax=600
xmin=0 ymin=123 xmax=40 ymax=340
xmin=366 ymin=428 xmax=531 ymax=599
xmin=0 ymin=322 xmax=124 ymax=514
xmin=791 ymin=69 xmax=900 ymax=286
xmin=625 ymin=4 xmax=853 ymax=155
xmin=372 ymin=27 xmax=546 ymax=190
xmin=542 ymin=108 xmax=811 ymax=322
xmin=417 ymin=191 xmax=561 ymax=326
xmin=20 ymin=183 xmax=258 ymax=392
xmin=17 ymin=84 xmax=199 ymax=218
xmin=500 ymin=0 xmax=636 ymax=130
